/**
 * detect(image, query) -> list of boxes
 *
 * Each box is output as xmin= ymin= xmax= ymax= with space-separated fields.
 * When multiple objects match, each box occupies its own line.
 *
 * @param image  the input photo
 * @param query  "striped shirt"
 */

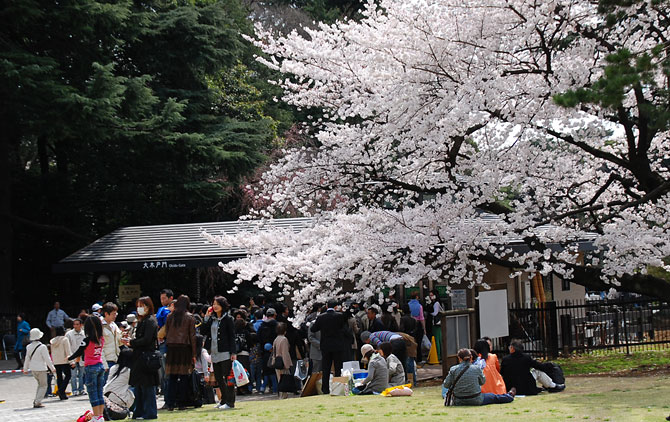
xmin=368 ymin=331 xmax=402 ymax=348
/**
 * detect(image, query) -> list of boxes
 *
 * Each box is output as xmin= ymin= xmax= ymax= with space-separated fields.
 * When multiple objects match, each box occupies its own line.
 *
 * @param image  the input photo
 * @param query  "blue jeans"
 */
xmin=250 ymin=362 xmax=262 ymax=392
xmin=481 ymin=392 xmax=514 ymax=405
xmin=103 ymin=361 xmax=116 ymax=386
xmin=133 ymin=385 xmax=157 ymax=419
xmin=71 ymin=364 xmax=85 ymax=393
xmin=85 ymin=363 xmax=105 ymax=407
xmin=158 ymin=343 xmax=167 ymax=394
xmin=261 ymin=374 xmax=277 ymax=393
xmin=405 ymin=357 xmax=418 ymax=386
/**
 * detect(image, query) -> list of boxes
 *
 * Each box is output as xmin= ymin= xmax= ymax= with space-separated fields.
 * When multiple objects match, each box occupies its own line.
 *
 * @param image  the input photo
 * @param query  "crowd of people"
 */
xmin=12 ymin=289 xmax=572 ymax=420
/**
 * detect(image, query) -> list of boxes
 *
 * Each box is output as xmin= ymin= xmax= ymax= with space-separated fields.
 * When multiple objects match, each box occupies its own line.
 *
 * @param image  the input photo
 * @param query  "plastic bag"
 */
xmin=329 ymin=377 xmax=350 ymax=396
xmin=232 ymin=360 xmax=249 ymax=387
xmin=421 ymin=335 xmax=431 ymax=354
xmin=294 ymin=359 xmax=309 ymax=380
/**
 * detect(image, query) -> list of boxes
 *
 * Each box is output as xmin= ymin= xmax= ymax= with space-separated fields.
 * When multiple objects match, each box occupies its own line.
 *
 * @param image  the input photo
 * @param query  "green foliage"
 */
xmin=1 ymin=0 xmax=295 ymax=305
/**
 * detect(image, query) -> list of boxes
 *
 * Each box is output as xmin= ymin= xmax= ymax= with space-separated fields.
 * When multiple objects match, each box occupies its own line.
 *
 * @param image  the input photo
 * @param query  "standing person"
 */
xmin=201 ymin=296 xmax=237 ymax=410
xmin=272 ymin=323 xmax=293 ymax=399
xmin=125 ymin=314 xmax=137 ymax=340
xmin=257 ymin=308 xmax=279 ymax=394
xmin=50 ymin=326 xmax=73 ymax=400
xmin=156 ymin=288 xmax=174 ymax=395
xmin=428 ymin=290 xmax=444 ymax=360
xmin=23 ymin=328 xmax=56 ymax=408
xmin=66 ymin=318 xmax=86 ymax=396
xmin=15 ymin=313 xmax=30 ymax=369
xmin=407 ymin=292 xmax=426 ymax=362
xmin=102 ymin=302 xmax=123 ymax=385
xmin=233 ymin=311 xmax=253 ymax=395
xmin=306 ymin=306 xmax=323 ymax=374
xmin=124 ymin=296 xmax=159 ymax=420
xmin=68 ymin=316 xmax=107 ymax=422
xmin=163 ymin=295 xmax=197 ymax=411
xmin=310 ymin=299 xmax=348 ymax=395
xmin=249 ymin=310 xmax=264 ymax=393
xmin=366 ymin=307 xmax=385 ymax=333
xmin=46 ymin=301 xmax=69 ymax=339
xmin=473 ymin=338 xmax=507 ymax=395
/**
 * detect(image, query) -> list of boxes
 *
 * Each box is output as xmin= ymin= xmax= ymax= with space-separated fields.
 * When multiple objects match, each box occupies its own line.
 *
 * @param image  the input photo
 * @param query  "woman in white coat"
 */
xmin=23 ymin=328 xmax=56 ymax=408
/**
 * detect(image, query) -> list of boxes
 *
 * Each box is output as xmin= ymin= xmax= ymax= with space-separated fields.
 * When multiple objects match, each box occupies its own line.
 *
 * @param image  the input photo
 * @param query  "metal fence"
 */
xmin=490 ymin=299 xmax=670 ymax=358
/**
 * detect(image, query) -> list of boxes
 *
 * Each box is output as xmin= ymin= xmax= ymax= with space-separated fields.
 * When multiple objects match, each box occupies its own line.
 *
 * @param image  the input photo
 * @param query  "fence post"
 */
xmin=622 ymin=305 xmax=630 ymax=355
xmin=560 ymin=313 xmax=572 ymax=355
xmin=613 ymin=309 xmax=620 ymax=346
xmin=546 ymin=301 xmax=559 ymax=359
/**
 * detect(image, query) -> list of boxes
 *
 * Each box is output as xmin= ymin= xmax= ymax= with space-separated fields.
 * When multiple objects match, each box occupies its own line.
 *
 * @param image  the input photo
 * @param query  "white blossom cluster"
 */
xmin=203 ymin=0 xmax=670 ymax=320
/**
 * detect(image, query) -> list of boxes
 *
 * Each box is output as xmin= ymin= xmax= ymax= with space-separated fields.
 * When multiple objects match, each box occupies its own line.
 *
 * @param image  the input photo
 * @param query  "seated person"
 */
xmin=379 ymin=342 xmax=405 ymax=386
xmin=473 ymin=339 xmax=507 ymax=395
xmin=500 ymin=340 xmax=565 ymax=395
xmin=443 ymin=348 xmax=516 ymax=406
xmin=103 ymin=348 xmax=134 ymax=420
xmin=353 ymin=344 xmax=389 ymax=395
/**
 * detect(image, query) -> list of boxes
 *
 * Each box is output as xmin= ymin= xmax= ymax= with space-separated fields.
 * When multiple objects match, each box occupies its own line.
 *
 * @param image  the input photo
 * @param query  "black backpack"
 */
xmin=543 ymin=362 xmax=565 ymax=385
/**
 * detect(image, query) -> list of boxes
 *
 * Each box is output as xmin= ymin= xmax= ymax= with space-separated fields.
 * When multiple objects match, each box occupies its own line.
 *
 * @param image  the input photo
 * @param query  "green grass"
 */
xmin=555 ymin=349 xmax=670 ymax=375
xmin=158 ymin=375 xmax=670 ymax=422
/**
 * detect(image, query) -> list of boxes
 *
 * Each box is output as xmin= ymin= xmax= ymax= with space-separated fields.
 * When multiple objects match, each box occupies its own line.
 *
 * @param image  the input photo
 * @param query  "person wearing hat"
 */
xmin=23 ymin=328 xmax=56 ymax=408
xmin=91 ymin=303 xmax=102 ymax=318
xmin=352 ymin=343 xmax=388 ymax=395
xmin=125 ymin=314 xmax=137 ymax=340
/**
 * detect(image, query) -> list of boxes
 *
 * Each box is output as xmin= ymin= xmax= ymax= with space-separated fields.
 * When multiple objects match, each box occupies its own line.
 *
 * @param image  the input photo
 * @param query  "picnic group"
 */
xmin=13 ymin=289 xmax=568 ymax=421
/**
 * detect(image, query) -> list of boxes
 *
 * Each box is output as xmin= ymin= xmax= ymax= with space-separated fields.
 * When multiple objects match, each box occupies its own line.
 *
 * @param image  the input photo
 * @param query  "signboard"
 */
xmin=451 ymin=289 xmax=468 ymax=310
xmin=479 ymin=289 xmax=509 ymax=339
xmin=435 ymin=286 xmax=449 ymax=297
xmin=118 ymin=285 xmax=141 ymax=303
xmin=404 ymin=287 xmax=420 ymax=297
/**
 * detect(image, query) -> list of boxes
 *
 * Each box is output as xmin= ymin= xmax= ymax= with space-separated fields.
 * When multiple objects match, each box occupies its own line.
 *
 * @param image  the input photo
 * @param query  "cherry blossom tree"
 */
xmin=203 ymin=0 xmax=670 ymax=319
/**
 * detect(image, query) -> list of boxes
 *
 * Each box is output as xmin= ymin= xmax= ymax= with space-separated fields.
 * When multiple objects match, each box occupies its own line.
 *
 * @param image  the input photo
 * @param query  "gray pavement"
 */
xmin=0 ymin=356 xmax=443 ymax=422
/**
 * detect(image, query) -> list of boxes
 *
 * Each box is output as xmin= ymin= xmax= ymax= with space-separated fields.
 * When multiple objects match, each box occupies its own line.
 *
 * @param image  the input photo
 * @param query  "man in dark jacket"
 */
xmin=366 ymin=307 xmax=385 ymax=333
xmin=310 ymin=300 xmax=348 ymax=394
xmin=500 ymin=340 xmax=565 ymax=395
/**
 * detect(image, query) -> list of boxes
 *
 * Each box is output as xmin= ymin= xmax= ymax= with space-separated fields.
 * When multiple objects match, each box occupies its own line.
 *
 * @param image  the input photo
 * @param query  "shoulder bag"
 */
xmin=444 ymin=364 xmax=470 ymax=406
xmin=267 ymin=346 xmax=284 ymax=370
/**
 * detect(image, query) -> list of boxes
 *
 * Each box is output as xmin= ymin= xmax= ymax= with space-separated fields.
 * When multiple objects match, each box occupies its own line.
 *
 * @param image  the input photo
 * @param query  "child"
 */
xmin=69 ymin=316 xmax=107 ymax=422
xmin=23 ymin=328 xmax=56 ymax=408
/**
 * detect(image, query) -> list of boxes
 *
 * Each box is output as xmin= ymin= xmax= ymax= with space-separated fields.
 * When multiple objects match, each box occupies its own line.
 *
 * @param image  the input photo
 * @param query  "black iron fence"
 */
xmin=490 ymin=299 xmax=670 ymax=358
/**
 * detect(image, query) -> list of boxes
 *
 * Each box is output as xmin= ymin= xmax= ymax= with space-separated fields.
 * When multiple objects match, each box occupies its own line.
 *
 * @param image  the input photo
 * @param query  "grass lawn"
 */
xmin=157 ymin=375 xmax=670 ymax=422
xmin=555 ymin=349 xmax=670 ymax=375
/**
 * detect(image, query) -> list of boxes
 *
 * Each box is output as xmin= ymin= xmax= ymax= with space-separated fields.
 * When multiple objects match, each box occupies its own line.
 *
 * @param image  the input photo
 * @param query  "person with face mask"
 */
xmin=123 ymin=296 xmax=159 ymax=420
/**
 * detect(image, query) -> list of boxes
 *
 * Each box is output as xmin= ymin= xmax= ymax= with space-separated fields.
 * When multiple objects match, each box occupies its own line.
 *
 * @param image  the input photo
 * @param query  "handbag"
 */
xmin=444 ymin=364 xmax=471 ymax=406
xmin=143 ymin=350 xmax=161 ymax=371
xmin=268 ymin=347 xmax=284 ymax=370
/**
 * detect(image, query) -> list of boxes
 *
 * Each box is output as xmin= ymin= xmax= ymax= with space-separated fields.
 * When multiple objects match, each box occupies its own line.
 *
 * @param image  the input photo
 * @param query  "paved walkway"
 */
xmin=0 ymin=357 xmax=443 ymax=422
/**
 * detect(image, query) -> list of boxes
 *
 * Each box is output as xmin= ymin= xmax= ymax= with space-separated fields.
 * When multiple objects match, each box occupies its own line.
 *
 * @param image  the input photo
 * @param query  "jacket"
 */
xmin=443 ymin=361 xmax=485 ymax=405
xmin=387 ymin=353 xmax=406 ymax=386
xmin=24 ymin=341 xmax=56 ymax=373
xmin=310 ymin=310 xmax=348 ymax=352
xmin=500 ymin=350 xmax=545 ymax=395
xmin=361 ymin=353 xmax=389 ymax=394
xmin=129 ymin=315 xmax=159 ymax=387
xmin=65 ymin=329 xmax=86 ymax=366
xmin=201 ymin=313 xmax=235 ymax=355
xmin=103 ymin=365 xmax=135 ymax=410
xmin=102 ymin=321 xmax=122 ymax=363
xmin=478 ymin=354 xmax=507 ymax=395
xmin=49 ymin=335 xmax=72 ymax=365
xmin=15 ymin=320 xmax=30 ymax=352
xmin=307 ymin=326 xmax=321 ymax=361
xmin=164 ymin=312 xmax=197 ymax=358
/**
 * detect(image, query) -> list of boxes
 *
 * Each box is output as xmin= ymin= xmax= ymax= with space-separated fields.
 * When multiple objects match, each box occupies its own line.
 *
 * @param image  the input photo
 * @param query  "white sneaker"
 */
xmin=220 ymin=404 xmax=234 ymax=410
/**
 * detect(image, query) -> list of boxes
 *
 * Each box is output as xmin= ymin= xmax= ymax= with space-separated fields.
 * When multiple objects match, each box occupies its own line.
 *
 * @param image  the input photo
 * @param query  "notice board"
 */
xmin=478 ymin=289 xmax=509 ymax=339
